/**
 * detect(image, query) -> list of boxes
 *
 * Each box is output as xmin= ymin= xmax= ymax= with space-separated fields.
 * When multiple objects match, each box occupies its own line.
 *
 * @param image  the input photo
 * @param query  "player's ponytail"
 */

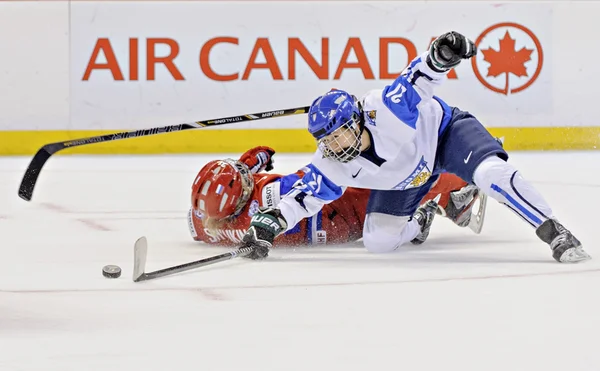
xmin=203 ymin=215 xmax=235 ymax=240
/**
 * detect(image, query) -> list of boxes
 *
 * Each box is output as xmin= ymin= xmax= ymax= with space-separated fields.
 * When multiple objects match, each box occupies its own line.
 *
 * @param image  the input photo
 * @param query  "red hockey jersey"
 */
xmin=188 ymin=170 xmax=370 ymax=246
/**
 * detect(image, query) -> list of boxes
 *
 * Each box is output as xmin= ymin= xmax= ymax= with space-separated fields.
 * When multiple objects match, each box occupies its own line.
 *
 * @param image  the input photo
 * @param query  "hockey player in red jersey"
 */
xmin=187 ymin=146 xmax=483 ymax=247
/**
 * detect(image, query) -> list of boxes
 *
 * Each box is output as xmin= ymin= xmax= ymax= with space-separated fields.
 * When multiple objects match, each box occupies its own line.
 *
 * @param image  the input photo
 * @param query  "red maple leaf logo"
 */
xmin=480 ymin=31 xmax=533 ymax=95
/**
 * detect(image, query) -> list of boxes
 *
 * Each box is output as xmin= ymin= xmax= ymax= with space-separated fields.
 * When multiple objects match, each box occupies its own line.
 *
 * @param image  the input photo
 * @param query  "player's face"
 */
xmin=321 ymin=126 xmax=356 ymax=152
xmin=319 ymin=121 xmax=362 ymax=163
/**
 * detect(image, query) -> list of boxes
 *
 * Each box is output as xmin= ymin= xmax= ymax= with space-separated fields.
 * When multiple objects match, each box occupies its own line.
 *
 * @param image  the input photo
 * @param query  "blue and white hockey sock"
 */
xmin=473 ymin=156 xmax=552 ymax=228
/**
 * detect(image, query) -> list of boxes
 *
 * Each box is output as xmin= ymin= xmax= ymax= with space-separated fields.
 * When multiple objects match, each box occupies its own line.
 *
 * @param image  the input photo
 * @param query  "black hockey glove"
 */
xmin=428 ymin=31 xmax=477 ymax=72
xmin=241 ymin=207 xmax=288 ymax=260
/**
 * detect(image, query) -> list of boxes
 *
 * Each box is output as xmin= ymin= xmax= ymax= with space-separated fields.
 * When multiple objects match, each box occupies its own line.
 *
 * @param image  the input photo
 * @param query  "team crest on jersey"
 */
xmin=393 ymin=156 xmax=432 ymax=190
xmin=248 ymin=199 xmax=259 ymax=216
xmin=366 ymin=110 xmax=377 ymax=126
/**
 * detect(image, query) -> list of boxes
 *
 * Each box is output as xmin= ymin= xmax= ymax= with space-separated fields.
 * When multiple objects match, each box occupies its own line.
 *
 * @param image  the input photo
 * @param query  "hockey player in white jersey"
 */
xmin=240 ymin=31 xmax=590 ymax=263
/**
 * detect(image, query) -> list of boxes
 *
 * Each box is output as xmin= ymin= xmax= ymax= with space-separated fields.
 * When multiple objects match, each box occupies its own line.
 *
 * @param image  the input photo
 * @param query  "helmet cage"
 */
xmin=317 ymin=112 xmax=362 ymax=163
xmin=225 ymin=159 xmax=254 ymax=217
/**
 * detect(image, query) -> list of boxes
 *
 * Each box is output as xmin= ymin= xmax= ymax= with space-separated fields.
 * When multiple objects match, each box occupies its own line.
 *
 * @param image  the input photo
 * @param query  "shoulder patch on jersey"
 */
xmin=248 ymin=199 xmax=259 ymax=216
xmin=366 ymin=110 xmax=376 ymax=126
xmin=393 ymin=156 xmax=432 ymax=190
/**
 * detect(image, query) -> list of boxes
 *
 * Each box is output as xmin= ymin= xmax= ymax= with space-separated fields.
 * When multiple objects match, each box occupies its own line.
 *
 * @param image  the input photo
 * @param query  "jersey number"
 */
xmin=385 ymin=84 xmax=407 ymax=103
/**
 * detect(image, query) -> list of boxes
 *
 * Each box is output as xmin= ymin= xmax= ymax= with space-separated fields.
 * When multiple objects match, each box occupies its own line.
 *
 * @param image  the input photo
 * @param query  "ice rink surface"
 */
xmin=1 ymin=152 xmax=599 ymax=371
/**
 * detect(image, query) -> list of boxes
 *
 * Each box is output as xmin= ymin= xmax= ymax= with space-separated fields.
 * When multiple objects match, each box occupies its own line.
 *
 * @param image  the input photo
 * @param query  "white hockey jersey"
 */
xmin=277 ymin=51 xmax=454 ymax=231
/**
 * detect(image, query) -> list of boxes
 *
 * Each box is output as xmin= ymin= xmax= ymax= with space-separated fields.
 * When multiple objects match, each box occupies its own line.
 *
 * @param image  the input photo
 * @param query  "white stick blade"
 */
xmin=133 ymin=236 xmax=148 ymax=282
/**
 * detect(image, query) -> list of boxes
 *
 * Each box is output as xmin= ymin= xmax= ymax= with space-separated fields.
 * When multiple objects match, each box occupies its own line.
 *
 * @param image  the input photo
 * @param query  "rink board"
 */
xmin=2 ymin=1 xmax=600 ymax=154
xmin=2 ymin=127 xmax=599 ymax=155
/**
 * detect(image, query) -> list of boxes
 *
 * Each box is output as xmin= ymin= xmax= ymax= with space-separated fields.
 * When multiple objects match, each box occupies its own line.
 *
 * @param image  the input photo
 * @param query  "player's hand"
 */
xmin=239 ymin=146 xmax=275 ymax=173
xmin=241 ymin=207 xmax=287 ymax=260
xmin=428 ymin=31 xmax=477 ymax=71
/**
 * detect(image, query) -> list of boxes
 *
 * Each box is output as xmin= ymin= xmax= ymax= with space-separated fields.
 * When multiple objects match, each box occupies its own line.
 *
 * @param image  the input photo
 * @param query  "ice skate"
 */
xmin=535 ymin=218 xmax=591 ymax=263
xmin=411 ymin=196 xmax=440 ymax=245
xmin=442 ymin=184 xmax=480 ymax=228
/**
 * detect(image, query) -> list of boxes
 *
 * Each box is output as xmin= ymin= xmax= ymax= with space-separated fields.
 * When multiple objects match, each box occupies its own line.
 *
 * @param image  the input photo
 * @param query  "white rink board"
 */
xmin=1 ymin=1 xmax=599 ymax=131
xmin=69 ymin=1 xmax=554 ymax=130
xmin=0 ymin=1 xmax=69 ymax=131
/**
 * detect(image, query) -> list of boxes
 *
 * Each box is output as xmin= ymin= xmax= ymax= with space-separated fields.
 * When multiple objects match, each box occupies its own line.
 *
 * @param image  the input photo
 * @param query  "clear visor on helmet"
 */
xmin=317 ymin=113 xmax=362 ymax=163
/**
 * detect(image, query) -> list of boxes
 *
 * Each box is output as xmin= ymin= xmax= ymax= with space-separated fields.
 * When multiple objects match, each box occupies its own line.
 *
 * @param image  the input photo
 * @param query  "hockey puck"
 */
xmin=102 ymin=265 xmax=122 ymax=279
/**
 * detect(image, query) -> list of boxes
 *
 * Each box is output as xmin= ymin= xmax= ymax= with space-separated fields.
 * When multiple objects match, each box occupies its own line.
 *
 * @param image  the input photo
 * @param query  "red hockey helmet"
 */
xmin=191 ymin=159 xmax=254 ymax=219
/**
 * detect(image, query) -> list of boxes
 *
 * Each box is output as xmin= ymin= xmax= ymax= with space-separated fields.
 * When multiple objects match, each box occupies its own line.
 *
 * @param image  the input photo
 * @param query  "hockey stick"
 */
xmin=132 ymin=236 xmax=254 ymax=282
xmin=18 ymin=106 xmax=310 ymax=202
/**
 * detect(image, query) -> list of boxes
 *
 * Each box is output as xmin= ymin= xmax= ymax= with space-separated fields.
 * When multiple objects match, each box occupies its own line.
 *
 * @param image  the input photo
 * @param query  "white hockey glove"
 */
xmin=428 ymin=31 xmax=477 ymax=72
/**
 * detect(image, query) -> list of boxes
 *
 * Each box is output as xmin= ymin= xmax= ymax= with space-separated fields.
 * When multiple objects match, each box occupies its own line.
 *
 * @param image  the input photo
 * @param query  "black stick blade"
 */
xmin=18 ymin=146 xmax=53 ymax=201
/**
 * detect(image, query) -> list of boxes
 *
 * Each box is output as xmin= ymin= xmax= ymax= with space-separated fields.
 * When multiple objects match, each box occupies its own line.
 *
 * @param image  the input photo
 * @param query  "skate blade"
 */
xmin=560 ymin=247 xmax=592 ymax=263
xmin=468 ymin=193 xmax=487 ymax=234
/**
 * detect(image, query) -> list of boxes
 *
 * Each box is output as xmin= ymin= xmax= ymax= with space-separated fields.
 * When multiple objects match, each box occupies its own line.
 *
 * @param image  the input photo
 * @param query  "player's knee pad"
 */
xmin=362 ymin=213 xmax=418 ymax=253
xmin=473 ymin=155 xmax=552 ymax=228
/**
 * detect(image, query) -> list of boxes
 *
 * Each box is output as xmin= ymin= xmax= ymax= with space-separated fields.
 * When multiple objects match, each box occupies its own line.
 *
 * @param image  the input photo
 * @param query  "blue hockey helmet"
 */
xmin=308 ymin=89 xmax=362 ymax=140
xmin=307 ymin=89 xmax=364 ymax=163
